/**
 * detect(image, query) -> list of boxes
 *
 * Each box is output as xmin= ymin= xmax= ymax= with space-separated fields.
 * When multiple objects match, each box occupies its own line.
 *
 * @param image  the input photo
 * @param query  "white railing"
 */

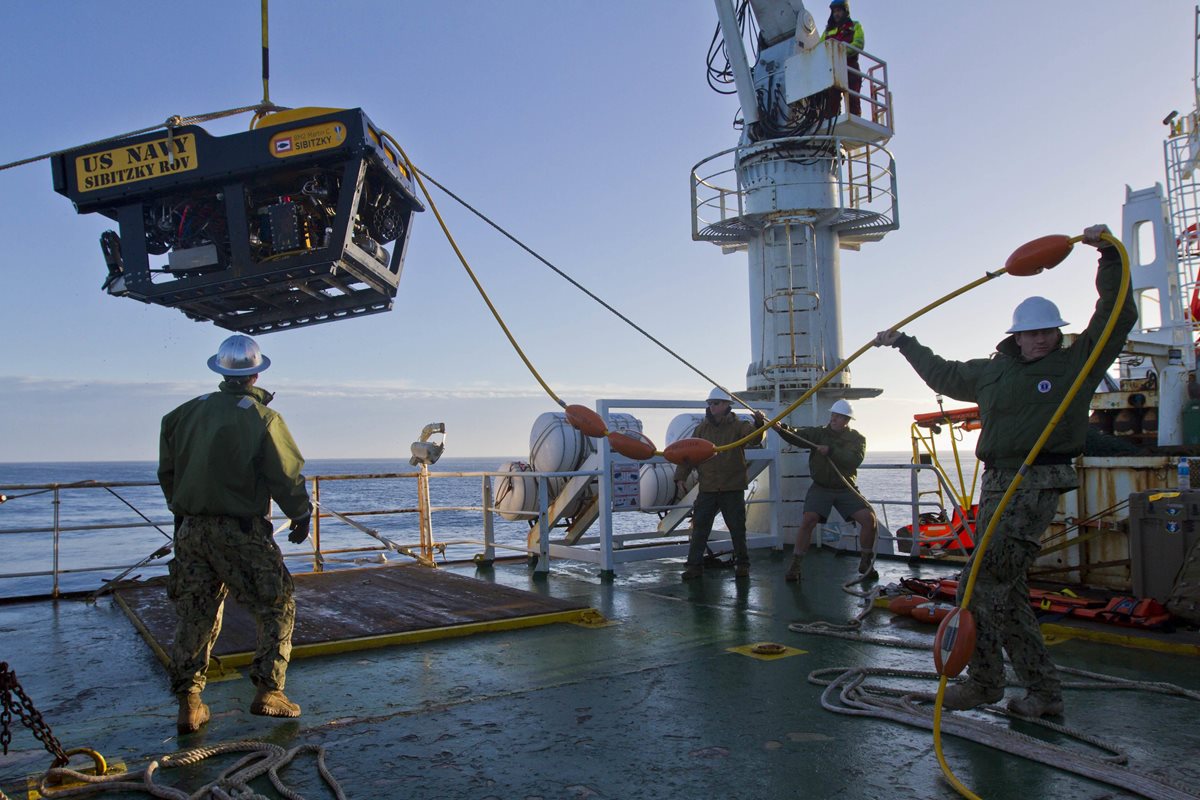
xmin=691 ymin=136 xmax=898 ymax=245
xmin=0 ymin=455 xmax=974 ymax=599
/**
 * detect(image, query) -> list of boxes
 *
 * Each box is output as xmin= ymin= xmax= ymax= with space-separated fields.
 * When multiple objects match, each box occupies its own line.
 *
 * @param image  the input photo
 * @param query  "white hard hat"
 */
xmin=830 ymin=399 xmax=854 ymax=418
xmin=1006 ymin=296 xmax=1068 ymax=333
xmin=207 ymin=335 xmax=271 ymax=376
xmin=707 ymin=387 xmax=733 ymax=403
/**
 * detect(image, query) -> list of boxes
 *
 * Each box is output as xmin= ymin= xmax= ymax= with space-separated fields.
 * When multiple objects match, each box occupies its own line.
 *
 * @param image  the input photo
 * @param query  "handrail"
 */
xmin=690 ymin=134 xmax=898 ymax=243
xmin=1 ymin=459 xmax=974 ymax=599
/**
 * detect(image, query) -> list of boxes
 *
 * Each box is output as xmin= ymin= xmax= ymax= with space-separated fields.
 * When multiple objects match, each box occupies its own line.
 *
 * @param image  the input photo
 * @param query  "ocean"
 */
xmin=0 ymin=452 xmax=975 ymax=599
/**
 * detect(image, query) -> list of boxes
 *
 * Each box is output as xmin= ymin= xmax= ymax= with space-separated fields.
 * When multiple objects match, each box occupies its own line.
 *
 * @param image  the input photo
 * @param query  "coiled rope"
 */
xmin=807 ymin=665 xmax=1199 ymax=800
xmin=34 ymin=740 xmax=345 ymax=800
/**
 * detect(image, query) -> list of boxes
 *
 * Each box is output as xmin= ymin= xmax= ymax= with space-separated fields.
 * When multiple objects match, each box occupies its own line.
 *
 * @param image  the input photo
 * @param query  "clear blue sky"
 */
xmin=0 ymin=1 xmax=1194 ymax=462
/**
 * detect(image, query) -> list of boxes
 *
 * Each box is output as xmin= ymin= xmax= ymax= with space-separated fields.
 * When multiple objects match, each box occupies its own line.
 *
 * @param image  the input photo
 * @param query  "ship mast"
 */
xmin=695 ymin=0 xmax=896 ymax=544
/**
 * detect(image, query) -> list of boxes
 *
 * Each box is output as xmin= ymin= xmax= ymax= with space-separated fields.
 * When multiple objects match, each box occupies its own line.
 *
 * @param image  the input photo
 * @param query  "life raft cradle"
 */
xmin=890 ymin=577 xmax=1174 ymax=630
xmin=900 ymin=405 xmax=982 ymax=556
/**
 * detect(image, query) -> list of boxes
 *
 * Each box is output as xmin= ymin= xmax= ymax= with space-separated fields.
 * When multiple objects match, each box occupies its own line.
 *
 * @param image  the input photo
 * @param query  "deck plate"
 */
xmin=114 ymin=563 xmax=595 ymax=666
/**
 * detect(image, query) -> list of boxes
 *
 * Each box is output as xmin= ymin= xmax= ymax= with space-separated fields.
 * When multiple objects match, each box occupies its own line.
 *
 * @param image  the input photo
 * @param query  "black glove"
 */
xmin=288 ymin=515 xmax=311 ymax=544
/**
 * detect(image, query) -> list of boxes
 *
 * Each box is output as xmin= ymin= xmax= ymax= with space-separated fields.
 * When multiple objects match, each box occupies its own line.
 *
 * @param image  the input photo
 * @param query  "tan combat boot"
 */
xmin=251 ymin=688 xmax=302 ymax=718
xmin=785 ymin=555 xmax=803 ymax=583
xmin=942 ymin=681 xmax=1003 ymax=710
xmin=1007 ymin=692 xmax=1064 ymax=718
xmin=176 ymin=692 xmax=210 ymax=734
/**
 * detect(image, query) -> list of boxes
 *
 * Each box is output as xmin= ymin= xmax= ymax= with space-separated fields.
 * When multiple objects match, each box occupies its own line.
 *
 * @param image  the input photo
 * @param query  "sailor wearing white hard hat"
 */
xmin=159 ymin=333 xmax=313 ymax=734
xmin=871 ymin=224 xmax=1137 ymax=719
xmin=675 ymin=387 xmax=766 ymax=581
xmin=774 ymin=399 xmax=877 ymax=583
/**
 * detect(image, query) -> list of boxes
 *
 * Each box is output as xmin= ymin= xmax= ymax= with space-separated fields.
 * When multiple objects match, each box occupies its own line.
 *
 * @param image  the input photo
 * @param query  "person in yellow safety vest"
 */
xmin=822 ymin=0 xmax=864 ymax=117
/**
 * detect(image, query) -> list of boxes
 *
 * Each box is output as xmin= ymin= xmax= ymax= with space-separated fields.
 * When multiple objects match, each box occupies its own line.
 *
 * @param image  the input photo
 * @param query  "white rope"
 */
xmin=808 ymin=666 xmax=1200 ymax=800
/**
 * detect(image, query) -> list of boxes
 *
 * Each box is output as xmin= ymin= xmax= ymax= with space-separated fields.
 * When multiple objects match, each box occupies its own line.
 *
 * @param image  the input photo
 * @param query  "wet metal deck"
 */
xmin=3 ymin=550 xmax=1199 ymax=799
xmin=113 ymin=563 xmax=595 ymax=669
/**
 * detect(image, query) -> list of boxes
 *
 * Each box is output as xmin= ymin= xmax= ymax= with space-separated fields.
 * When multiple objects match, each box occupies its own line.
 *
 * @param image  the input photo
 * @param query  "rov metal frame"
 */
xmin=51 ymin=108 xmax=423 ymax=334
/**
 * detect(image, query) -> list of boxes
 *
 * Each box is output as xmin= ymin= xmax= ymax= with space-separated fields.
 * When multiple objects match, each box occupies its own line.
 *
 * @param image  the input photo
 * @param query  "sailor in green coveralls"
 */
xmin=774 ymin=399 xmax=877 ymax=584
xmin=159 ymin=335 xmax=313 ymax=734
xmin=873 ymin=224 xmax=1136 ymax=718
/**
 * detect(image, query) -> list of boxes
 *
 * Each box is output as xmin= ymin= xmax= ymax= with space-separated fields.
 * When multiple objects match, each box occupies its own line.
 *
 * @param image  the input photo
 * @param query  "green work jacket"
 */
xmin=896 ymin=247 xmax=1136 ymax=470
xmin=674 ymin=412 xmax=764 ymax=492
xmin=776 ymin=424 xmax=866 ymax=489
xmin=159 ymin=382 xmax=311 ymax=521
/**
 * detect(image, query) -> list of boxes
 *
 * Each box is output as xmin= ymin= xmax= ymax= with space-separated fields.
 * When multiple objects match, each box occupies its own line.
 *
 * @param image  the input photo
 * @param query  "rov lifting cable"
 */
xmin=405 ymin=155 xmax=879 ymax=503
xmin=929 ymin=232 xmax=1131 ymax=800
xmin=382 ymin=132 xmax=567 ymax=409
xmin=412 ymin=169 xmax=739 ymax=403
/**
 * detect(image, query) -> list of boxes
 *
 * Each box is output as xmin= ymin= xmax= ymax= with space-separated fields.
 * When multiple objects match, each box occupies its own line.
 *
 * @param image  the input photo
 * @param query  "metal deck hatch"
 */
xmin=113 ymin=564 xmax=598 ymax=671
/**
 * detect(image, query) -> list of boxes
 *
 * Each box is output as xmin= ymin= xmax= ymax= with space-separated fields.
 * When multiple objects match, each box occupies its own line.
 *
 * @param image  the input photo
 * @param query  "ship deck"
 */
xmin=2 ymin=549 xmax=1198 ymax=800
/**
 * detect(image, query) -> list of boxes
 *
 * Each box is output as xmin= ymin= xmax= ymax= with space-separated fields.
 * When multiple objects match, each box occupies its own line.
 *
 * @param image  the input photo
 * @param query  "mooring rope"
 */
xmin=35 ymin=740 xmax=346 ymax=800
xmin=807 ymin=665 xmax=1199 ymax=800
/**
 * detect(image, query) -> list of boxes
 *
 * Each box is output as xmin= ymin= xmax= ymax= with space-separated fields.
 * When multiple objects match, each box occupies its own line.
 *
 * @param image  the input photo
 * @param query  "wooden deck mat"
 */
xmin=114 ymin=564 xmax=595 ymax=668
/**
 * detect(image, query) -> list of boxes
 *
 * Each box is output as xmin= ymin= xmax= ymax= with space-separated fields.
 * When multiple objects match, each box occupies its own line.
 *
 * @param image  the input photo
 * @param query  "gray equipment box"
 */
xmin=1127 ymin=490 xmax=1200 ymax=601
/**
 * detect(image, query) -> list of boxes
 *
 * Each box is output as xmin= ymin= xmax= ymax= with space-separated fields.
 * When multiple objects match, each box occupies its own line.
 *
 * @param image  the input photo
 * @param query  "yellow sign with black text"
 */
xmin=269 ymin=122 xmax=347 ymax=159
xmin=74 ymin=134 xmax=198 ymax=192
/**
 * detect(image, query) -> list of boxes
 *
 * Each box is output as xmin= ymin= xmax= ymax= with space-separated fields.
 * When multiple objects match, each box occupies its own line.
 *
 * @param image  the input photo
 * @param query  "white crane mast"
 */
xmin=696 ymin=0 xmax=897 ymax=544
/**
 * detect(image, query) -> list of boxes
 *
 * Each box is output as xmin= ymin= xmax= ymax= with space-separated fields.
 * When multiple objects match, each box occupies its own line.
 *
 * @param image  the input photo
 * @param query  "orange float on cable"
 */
xmin=663 ymin=437 xmax=716 ymax=467
xmin=564 ymin=404 xmax=607 ymax=438
xmin=910 ymin=601 xmax=956 ymax=624
xmin=1004 ymin=234 xmax=1074 ymax=277
xmin=933 ymin=607 xmax=977 ymax=678
xmin=609 ymin=430 xmax=657 ymax=461
xmin=887 ymin=594 xmax=927 ymax=616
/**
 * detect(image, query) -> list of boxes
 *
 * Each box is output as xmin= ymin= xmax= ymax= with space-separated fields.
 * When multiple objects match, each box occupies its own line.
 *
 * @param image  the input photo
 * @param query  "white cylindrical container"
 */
xmin=666 ymin=411 xmax=758 ymax=444
xmin=666 ymin=413 xmax=705 ymax=445
xmin=529 ymin=412 xmax=590 ymax=473
xmin=638 ymin=462 xmax=677 ymax=512
xmin=606 ymin=413 xmax=643 ymax=435
xmin=494 ymin=461 xmax=539 ymax=521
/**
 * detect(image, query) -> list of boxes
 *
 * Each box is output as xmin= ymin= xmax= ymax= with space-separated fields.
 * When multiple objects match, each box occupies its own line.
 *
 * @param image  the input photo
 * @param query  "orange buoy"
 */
xmin=887 ymin=594 xmax=927 ymax=616
xmin=910 ymin=601 xmax=956 ymax=624
xmin=1004 ymin=234 xmax=1074 ymax=277
xmin=933 ymin=607 xmax=977 ymax=678
xmin=564 ymin=404 xmax=607 ymax=438
xmin=609 ymin=430 xmax=657 ymax=461
xmin=663 ymin=437 xmax=717 ymax=467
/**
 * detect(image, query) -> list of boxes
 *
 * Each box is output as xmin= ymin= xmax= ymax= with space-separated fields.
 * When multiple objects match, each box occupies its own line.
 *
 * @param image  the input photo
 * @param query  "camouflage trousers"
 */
xmin=957 ymin=481 xmax=1062 ymax=695
xmin=167 ymin=516 xmax=295 ymax=696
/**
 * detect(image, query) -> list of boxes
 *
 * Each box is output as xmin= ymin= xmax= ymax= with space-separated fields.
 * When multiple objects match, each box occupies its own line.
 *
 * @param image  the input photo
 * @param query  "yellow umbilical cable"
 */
xmin=381 ymin=131 xmax=567 ymax=409
xmin=713 ymin=269 xmax=1006 ymax=453
xmin=932 ymin=232 xmax=1131 ymax=800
